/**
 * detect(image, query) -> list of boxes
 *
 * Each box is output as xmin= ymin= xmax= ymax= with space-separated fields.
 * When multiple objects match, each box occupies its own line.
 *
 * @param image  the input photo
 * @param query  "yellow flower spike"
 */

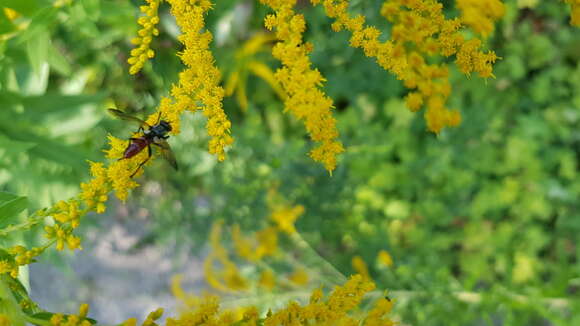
xmin=104 ymin=134 xmax=129 ymax=159
xmin=50 ymin=313 xmax=64 ymax=325
xmin=270 ymin=204 xmax=304 ymax=234
xmin=224 ymin=261 xmax=249 ymax=291
xmin=80 ymin=161 xmax=110 ymax=214
xmin=327 ymin=274 xmax=375 ymax=312
xmin=309 ymin=286 xmax=324 ymax=303
xmin=351 ymin=256 xmax=371 ymax=281
xmin=377 ymin=250 xmax=394 ymax=267
xmin=107 ymin=159 xmax=141 ymax=202
xmin=231 ymin=224 xmax=256 ymax=261
xmin=456 ymin=0 xmax=505 ymax=37
xmin=288 ymin=267 xmax=309 ymax=285
xmin=143 ymin=308 xmax=164 ymax=326
xmin=66 ymin=234 xmax=82 ymax=250
xmin=259 ymin=269 xmax=276 ymax=290
xmin=165 ymin=0 xmax=234 ymax=162
xmin=121 ymin=318 xmax=138 ymax=326
xmin=364 ymin=297 xmax=395 ymax=326
xmin=78 ymin=303 xmax=89 ymax=319
xmin=313 ymin=0 xmax=499 ymax=133
xmin=128 ymin=0 xmax=161 ymax=74
xmin=255 ymin=226 xmax=278 ymax=258
xmin=569 ymin=1 xmax=580 ymax=26
xmin=405 ymin=92 xmax=424 ymax=112
xmin=260 ymin=0 xmax=344 ymax=173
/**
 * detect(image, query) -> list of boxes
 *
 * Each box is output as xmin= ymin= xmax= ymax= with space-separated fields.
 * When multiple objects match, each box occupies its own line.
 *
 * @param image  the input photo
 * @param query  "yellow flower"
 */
xmin=313 ymin=0 xmax=499 ymax=133
xmin=351 ymin=255 xmax=371 ymax=281
xmin=405 ymin=92 xmax=423 ymax=112
xmin=256 ymin=226 xmax=278 ymax=258
xmin=50 ymin=303 xmax=92 ymax=326
xmin=44 ymin=224 xmax=81 ymax=251
xmin=456 ymin=0 xmax=505 ymax=37
xmin=377 ymin=250 xmax=393 ymax=267
xmin=288 ymin=267 xmax=309 ymax=285
xmin=231 ymin=224 xmax=278 ymax=261
xmin=327 ymin=274 xmax=375 ymax=312
xmin=568 ymin=0 xmax=580 ymax=26
xmin=127 ymin=0 xmax=161 ymax=74
xmin=143 ymin=308 xmax=164 ymax=326
xmin=270 ymin=204 xmax=304 ymax=234
xmin=166 ymin=0 xmax=234 ymax=162
xmin=259 ymin=269 xmax=276 ymax=290
xmin=364 ymin=297 xmax=395 ymax=326
xmin=260 ymin=0 xmax=344 ymax=172
xmin=80 ymin=161 xmax=109 ymax=214
xmin=168 ymin=274 xmax=394 ymax=326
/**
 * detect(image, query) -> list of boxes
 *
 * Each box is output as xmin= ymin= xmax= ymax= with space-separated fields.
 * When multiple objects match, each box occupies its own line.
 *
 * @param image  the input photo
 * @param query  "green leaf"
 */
xmin=26 ymin=31 xmax=50 ymax=76
xmin=46 ymin=40 xmax=71 ymax=76
xmin=0 ymin=192 xmax=27 ymax=228
xmin=16 ymin=7 xmax=57 ymax=43
xmin=0 ymin=132 xmax=36 ymax=157
xmin=6 ymin=275 xmax=28 ymax=301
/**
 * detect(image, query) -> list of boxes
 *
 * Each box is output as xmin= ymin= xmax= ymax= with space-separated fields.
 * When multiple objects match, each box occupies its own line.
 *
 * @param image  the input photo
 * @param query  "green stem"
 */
xmin=0 ymin=214 xmax=44 ymax=237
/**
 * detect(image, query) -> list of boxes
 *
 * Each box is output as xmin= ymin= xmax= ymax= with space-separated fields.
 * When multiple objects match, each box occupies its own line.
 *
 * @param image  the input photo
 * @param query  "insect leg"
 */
xmin=130 ymin=144 xmax=152 ymax=178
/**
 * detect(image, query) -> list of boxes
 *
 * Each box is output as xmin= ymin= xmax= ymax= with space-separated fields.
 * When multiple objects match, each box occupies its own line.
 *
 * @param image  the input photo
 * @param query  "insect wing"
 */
xmin=108 ymin=108 xmax=150 ymax=127
xmin=155 ymin=139 xmax=178 ymax=170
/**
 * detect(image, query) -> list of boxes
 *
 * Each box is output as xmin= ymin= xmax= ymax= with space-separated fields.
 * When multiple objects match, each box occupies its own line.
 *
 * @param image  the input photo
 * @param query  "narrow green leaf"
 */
xmin=0 ymin=193 xmax=27 ymax=228
xmin=26 ymin=31 xmax=50 ymax=76
xmin=0 ymin=192 xmax=18 ymax=204
xmin=46 ymin=40 xmax=71 ymax=76
xmin=16 ymin=7 xmax=57 ymax=43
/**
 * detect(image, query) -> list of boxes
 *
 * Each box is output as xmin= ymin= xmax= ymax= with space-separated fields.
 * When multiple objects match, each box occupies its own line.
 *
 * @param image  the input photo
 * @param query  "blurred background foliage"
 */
xmin=0 ymin=0 xmax=579 ymax=325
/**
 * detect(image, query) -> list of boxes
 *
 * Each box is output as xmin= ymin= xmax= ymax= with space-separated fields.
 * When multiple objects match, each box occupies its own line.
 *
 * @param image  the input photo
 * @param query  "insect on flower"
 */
xmin=108 ymin=108 xmax=178 ymax=177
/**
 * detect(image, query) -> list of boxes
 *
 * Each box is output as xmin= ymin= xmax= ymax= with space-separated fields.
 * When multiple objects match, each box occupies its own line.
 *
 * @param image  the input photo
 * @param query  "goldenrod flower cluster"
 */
xmin=167 ymin=274 xmax=394 ymax=326
xmin=204 ymin=220 xmax=250 ymax=292
xmin=157 ymin=0 xmax=234 ymax=162
xmin=377 ymin=249 xmax=394 ymax=267
xmin=128 ymin=0 xmax=161 ymax=75
xmin=566 ymin=0 xmax=580 ymax=26
xmin=49 ymin=303 xmax=91 ymax=326
xmin=312 ymin=0 xmax=500 ymax=133
xmin=0 ymin=200 xmax=88 ymax=277
xmin=351 ymin=255 xmax=371 ymax=281
xmin=121 ymin=308 xmax=164 ymax=326
xmin=456 ymin=0 xmax=505 ymax=37
xmin=260 ymin=0 xmax=344 ymax=173
xmin=204 ymin=193 xmax=310 ymax=292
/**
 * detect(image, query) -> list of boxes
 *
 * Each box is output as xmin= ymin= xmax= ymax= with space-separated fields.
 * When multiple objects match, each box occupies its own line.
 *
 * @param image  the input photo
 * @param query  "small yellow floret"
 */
xmin=127 ymin=0 xmax=161 ymax=74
